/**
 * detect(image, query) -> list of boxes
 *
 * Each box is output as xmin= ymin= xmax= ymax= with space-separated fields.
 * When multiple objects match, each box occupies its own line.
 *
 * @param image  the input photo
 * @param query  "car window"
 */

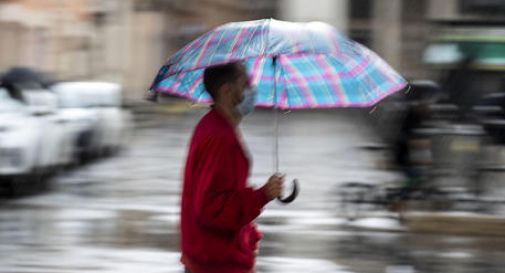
xmin=21 ymin=90 xmax=58 ymax=108
xmin=52 ymin=84 xmax=94 ymax=108
xmin=13 ymin=81 xmax=43 ymax=90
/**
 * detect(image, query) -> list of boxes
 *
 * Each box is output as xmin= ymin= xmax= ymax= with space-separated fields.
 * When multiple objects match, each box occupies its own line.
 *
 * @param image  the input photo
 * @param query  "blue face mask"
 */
xmin=236 ymin=87 xmax=256 ymax=117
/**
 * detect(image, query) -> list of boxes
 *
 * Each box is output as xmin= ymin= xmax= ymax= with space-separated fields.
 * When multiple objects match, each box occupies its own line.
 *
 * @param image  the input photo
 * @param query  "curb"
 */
xmin=403 ymin=211 xmax=505 ymax=237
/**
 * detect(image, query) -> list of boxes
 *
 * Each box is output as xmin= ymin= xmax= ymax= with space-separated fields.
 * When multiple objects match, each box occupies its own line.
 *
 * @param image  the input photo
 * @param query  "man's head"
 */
xmin=203 ymin=62 xmax=250 ymax=110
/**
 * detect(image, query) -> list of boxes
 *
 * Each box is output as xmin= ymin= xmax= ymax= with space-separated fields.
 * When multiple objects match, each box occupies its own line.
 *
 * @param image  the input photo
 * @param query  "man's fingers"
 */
xmin=273 ymin=176 xmax=285 ymax=183
xmin=264 ymin=174 xmax=288 ymax=200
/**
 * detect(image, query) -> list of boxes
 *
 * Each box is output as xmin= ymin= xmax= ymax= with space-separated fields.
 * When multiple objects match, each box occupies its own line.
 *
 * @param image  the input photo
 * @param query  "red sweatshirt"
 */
xmin=180 ymin=109 xmax=269 ymax=273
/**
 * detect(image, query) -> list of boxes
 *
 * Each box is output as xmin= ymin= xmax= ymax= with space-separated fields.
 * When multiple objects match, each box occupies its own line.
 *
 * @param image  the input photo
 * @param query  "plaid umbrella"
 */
xmin=149 ymin=19 xmax=409 ymax=203
xmin=149 ymin=19 xmax=408 ymax=109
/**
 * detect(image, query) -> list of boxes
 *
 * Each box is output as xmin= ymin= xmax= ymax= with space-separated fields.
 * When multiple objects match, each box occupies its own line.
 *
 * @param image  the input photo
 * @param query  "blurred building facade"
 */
xmin=349 ymin=0 xmax=429 ymax=80
xmin=278 ymin=0 xmax=431 ymax=80
xmin=281 ymin=0 xmax=505 ymax=81
xmin=0 ymin=0 xmax=91 ymax=79
xmin=1 ymin=0 xmax=503 ymax=99
xmin=0 ymin=0 xmax=277 ymax=99
xmin=127 ymin=0 xmax=277 ymax=100
xmin=278 ymin=0 xmax=348 ymax=32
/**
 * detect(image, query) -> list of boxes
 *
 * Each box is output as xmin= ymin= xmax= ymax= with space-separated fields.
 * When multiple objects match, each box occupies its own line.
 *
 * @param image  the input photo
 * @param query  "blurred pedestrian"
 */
xmin=390 ymin=100 xmax=431 ymax=212
xmin=180 ymin=62 xmax=284 ymax=273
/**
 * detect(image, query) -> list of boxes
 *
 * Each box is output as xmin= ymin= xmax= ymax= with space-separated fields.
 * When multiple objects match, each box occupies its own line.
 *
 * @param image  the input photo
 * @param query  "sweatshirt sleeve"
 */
xmin=193 ymin=135 xmax=269 ymax=232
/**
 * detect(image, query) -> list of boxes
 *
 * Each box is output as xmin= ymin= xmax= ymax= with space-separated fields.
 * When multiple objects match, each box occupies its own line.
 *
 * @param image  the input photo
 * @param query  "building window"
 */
xmin=349 ymin=0 xmax=372 ymax=20
xmin=349 ymin=29 xmax=371 ymax=47
xmin=134 ymin=0 xmax=167 ymax=12
xmin=460 ymin=0 xmax=505 ymax=15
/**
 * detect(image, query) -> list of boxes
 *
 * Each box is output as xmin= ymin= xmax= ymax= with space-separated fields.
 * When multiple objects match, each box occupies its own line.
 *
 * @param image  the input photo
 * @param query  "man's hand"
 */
xmin=262 ymin=174 xmax=284 ymax=201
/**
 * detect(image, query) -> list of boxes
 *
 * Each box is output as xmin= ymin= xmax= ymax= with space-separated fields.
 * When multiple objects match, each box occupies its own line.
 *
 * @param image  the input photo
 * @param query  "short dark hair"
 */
xmin=203 ymin=62 xmax=243 ymax=100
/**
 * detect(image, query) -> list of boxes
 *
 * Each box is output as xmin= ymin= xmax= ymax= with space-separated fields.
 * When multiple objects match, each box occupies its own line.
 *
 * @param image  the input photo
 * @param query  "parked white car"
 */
xmin=50 ymin=84 xmax=100 ymax=163
xmin=21 ymin=87 xmax=73 ymax=167
xmin=51 ymin=82 xmax=132 ymax=159
xmin=0 ymin=88 xmax=38 ymax=178
xmin=0 ymin=88 xmax=70 ymax=193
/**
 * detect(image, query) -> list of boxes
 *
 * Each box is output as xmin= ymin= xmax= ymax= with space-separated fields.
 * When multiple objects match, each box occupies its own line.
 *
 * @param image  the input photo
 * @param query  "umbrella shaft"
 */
xmin=274 ymin=107 xmax=279 ymax=173
xmin=273 ymin=55 xmax=280 ymax=174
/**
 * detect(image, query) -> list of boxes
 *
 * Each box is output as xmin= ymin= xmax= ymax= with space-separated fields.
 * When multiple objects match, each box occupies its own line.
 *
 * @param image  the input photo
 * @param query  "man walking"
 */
xmin=180 ymin=62 xmax=284 ymax=273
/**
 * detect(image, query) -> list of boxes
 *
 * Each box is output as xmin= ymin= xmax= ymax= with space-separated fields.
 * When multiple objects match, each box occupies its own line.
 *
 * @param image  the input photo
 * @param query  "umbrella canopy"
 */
xmin=149 ymin=19 xmax=409 ymax=203
xmin=149 ymin=19 xmax=408 ymax=109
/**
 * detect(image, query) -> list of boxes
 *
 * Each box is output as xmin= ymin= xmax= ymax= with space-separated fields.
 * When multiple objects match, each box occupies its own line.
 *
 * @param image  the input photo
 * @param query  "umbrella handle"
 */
xmin=277 ymin=179 xmax=299 ymax=204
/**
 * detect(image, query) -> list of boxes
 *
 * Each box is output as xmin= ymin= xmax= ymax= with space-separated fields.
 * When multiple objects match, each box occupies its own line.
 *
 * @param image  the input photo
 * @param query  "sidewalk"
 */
xmin=340 ymin=209 xmax=505 ymax=237
xmin=402 ymin=211 xmax=505 ymax=237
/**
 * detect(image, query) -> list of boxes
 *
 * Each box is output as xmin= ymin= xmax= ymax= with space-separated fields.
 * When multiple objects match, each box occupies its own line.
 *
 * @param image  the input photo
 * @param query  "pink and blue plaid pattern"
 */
xmin=150 ymin=19 xmax=407 ymax=109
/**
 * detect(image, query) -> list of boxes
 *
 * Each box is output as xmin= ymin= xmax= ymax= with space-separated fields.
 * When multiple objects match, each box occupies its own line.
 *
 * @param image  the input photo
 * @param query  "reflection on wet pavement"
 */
xmin=2 ymin=109 xmax=505 ymax=272
xmin=257 ymin=257 xmax=353 ymax=273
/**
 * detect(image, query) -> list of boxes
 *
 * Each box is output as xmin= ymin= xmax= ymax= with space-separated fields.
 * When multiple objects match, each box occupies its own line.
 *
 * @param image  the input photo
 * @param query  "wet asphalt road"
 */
xmin=1 ymin=108 xmax=505 ymax=273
